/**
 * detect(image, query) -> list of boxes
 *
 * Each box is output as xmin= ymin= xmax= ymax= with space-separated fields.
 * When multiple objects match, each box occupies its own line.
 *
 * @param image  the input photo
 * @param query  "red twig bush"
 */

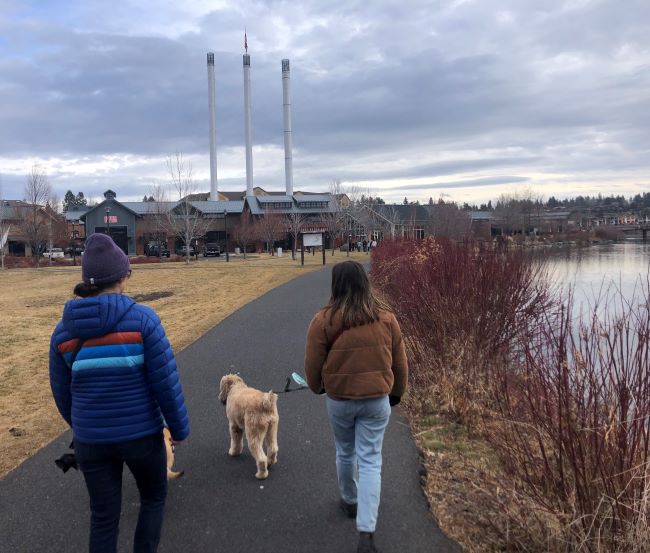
xmin=491 ymin=287 xmax=650 ymax=551
xmin=371 ymin=237 xmax=552 ymax=424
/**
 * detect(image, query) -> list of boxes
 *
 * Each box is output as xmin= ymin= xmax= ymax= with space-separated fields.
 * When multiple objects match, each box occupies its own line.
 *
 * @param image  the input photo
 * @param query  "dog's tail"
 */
xmin=262 ymin=391 xmax=278 ymax=413
xmin=167 ymin=468 xmax=185 ymax=480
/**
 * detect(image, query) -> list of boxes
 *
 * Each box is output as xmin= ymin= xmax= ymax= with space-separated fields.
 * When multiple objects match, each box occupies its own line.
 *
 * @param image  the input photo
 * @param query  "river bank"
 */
xmin=372 ymin=238 xmax=650 ymax=552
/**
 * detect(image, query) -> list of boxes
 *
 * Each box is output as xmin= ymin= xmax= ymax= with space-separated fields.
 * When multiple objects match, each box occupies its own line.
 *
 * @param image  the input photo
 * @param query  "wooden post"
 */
xmin=322 ymin=233 xmax=326 ymax=265
xmin=300 ymin=235 xmax=304 ymax=266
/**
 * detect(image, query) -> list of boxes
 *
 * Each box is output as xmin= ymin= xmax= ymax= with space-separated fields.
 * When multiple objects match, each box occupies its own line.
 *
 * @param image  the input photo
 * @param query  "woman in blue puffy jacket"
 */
xmin=49 ymin=233 xmax=190 ymax=553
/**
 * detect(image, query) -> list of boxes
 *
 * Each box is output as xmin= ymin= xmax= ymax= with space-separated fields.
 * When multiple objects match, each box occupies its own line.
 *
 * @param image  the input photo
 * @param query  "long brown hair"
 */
xmin=324 ymin=260 xmax=390 ymax=327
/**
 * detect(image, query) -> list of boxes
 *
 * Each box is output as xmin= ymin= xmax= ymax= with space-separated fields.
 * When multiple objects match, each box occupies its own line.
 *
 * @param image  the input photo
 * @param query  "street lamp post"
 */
xmin=105 ymin=207 xmax=111 ymax=238
xmin=224 ymin=209 xmax=229 ymax=262
xmin=71 ymin=220 xmax=77 ymax=266
xmin=347 ymin=233 xmax=352 ymax=257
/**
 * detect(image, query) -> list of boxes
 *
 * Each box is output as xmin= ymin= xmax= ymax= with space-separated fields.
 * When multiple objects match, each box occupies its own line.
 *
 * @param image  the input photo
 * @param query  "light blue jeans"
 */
xmin=326 ymin=396 xmax=391 ymax=533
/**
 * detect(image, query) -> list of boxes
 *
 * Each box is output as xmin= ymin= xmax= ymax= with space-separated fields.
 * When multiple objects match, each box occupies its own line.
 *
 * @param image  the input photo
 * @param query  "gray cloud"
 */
xmin=0 ymin=0 xmax=648 ymax=203
xmin=390 ymin=176 xmax=530 ymax=191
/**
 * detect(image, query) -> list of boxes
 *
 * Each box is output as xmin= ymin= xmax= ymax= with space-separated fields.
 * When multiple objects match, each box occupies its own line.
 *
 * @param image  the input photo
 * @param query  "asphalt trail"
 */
xmin=0 ymin=264 xmax=459 ymax=553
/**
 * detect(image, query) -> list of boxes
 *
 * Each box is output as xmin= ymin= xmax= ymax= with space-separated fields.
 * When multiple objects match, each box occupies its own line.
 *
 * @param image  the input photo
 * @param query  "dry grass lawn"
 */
xmin=0 ymin=251 xmax=370 ymax=477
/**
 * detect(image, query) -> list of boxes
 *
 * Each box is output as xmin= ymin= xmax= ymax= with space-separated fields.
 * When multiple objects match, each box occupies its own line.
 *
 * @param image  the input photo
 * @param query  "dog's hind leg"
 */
xmin=246 ymin=426 xmax=268 ymax=480
xmin=229 ymin=423 xmax=244 ymax=456
xmin=265 ymin=419 xmax=279 ymax=466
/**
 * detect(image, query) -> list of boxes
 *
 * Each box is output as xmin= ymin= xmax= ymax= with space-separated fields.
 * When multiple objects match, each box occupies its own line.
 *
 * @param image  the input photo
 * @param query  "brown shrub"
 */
xmin=595 ymin=226 xmax=625 ymax=241
xmin=3 ymin=255 xmax=36 ymax=269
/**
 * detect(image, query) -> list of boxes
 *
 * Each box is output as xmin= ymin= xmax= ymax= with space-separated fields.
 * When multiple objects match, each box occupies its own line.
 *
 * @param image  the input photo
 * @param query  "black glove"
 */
xmin=54 ymin=453 xmax=78 ymax=473
xmin=389 ymin=395 xmax=401 ymax=407
xmin=318 ymin=388 xmax=326 ymax=395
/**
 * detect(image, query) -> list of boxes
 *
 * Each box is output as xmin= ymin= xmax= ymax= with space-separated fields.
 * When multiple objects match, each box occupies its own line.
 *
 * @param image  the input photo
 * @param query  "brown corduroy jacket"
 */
xmin=304 ymin=308 xmax=408 ymax=399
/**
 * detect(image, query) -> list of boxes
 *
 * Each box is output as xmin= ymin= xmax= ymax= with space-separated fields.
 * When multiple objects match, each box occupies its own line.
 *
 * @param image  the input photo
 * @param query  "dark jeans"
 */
xmin=75 ymin=432 xmax=168 ymax=553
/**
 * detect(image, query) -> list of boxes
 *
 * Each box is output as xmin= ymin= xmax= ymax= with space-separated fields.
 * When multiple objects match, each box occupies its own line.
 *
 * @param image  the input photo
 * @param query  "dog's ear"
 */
xmin=219 ymin=374 xmax=235 ymax=404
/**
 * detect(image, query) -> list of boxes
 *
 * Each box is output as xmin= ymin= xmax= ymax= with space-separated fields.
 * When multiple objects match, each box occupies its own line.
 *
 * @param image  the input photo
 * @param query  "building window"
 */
xmin=415 ymin=228 xmax=425 ymax=239
xmin=264 ymin=202 xmax=292 ymax=209
xmin=297 ymin=201 xmax=328 ymax=209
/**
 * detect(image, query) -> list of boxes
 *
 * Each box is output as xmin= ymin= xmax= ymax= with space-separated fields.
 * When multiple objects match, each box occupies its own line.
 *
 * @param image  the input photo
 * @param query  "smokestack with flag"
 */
xmin=282 ymin=58 xmax=293 ymax=196
xmin=207 ymin=52 xmax=218 ymax=200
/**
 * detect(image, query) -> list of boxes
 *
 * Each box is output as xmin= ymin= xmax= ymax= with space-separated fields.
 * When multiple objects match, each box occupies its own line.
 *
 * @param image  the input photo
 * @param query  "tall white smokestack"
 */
xmin=207 ymin=52 xmax=218 ymax=200
xmin=243 ymin=49 xmax=254 ymax=196
xmin=282 ymin=59 xmax=293 ymax=196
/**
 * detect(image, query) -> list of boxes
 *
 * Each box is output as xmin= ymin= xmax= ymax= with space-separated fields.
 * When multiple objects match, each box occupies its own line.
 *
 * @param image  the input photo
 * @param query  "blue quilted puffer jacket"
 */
xmin=49 ymin=293 xmax=190 ymax=444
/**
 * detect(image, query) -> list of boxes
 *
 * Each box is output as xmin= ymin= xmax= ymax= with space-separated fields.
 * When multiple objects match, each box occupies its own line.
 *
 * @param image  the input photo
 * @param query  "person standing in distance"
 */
xmin=49 ymin=233 xmax=190 ymax=553
xmin=304 ymin=260 xmax=408 ymax=553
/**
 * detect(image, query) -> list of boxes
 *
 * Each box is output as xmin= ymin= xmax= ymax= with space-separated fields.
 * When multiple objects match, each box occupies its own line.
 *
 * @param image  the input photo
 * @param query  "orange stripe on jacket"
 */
xmin=85 ymin=332 xmax=143 ymax=347
xmin=58 ymin=338 xmax=81 ymax=354
xmin=58 ymin=332 xmax=143 ymax=354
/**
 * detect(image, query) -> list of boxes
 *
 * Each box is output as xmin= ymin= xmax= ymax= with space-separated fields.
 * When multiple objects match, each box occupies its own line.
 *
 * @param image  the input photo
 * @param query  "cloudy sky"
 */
xmin=0 ymin=0 xmax=648 ymax=205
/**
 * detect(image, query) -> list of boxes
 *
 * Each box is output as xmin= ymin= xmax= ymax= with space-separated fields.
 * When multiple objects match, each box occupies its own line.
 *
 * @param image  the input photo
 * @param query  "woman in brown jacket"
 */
xmin=305 ymin=261 xmax=408 ymax=553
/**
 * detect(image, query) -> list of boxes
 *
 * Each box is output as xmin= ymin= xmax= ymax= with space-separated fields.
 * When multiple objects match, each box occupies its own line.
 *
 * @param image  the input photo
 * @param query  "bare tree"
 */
xmin=257 ymin=209 xmax=285 ymax=255
xmin=428 ymin=201 xmax=472 ymax=240
xmin=495 ymin=188 xmax=545 ymax=236
xmin=47 ymin=193 xmax=61 ymax=214
xmin=231 ymin=210 xmax=256 ymax=259
xmin=320 ymin=179 xmax=346 ymax=255
xmin=20 ymin=166 xmax=51 ymax=267
xmin=344 ymin=184 xmax=366 ymax=207
xmin=345 ymin=184 xmax=388 ymax=242
xmin=285 ymin=212 xmax=308 ymax=260
xmin=382 ymin=205 xmax=402 ymax=238
xmin=161 ymin=153 xmax=211 ymax=264
xmin=361 ymin=204 xmax=400 ymax=239
xmin=144 ymin=183 xmax=173 ymax=257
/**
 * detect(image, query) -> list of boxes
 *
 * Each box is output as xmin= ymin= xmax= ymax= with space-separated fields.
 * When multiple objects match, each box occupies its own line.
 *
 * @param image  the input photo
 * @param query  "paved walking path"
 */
xmin=0 ymin=265 xmax=459 ymax=553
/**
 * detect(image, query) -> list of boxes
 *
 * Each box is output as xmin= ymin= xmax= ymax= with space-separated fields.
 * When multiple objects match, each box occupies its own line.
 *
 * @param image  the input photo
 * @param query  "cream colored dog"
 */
xmin=219 ymin=374 xmax=279 ymax=480
xmin=163 ymin=427 xmax=184 ymax=480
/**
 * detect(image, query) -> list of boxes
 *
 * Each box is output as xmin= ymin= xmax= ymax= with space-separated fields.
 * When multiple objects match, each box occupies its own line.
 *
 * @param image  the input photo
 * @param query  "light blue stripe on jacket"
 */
xmin=73 ymin=354 xmax=145 ymax=372
xmin=78 ymin=343 xmax=144 ymax=360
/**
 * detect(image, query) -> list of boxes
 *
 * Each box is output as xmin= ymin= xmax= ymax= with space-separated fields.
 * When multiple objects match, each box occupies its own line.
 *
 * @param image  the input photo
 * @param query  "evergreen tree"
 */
xmin=63 ymin=190 xmax=75 ymax=212
xmin=63 ymin=190 xmax=87 ymax=211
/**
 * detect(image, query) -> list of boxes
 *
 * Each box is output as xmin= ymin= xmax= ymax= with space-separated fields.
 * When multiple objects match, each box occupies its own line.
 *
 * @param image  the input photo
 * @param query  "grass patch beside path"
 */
xmin=410 ymin=413 xmax=509 ymax=553
xmin=0 ymin=251 xmax=369 ymax=477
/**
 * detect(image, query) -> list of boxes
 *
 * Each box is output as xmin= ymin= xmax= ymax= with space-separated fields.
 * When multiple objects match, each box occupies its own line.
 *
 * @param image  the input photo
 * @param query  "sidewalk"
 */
xmin=0 ymin=265 xmax=459 ymax=553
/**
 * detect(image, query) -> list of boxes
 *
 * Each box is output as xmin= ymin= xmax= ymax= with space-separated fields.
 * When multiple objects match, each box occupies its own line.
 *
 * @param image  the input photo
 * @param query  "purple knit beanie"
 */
xmin=82 ymin=233 xmax=130 ymax=285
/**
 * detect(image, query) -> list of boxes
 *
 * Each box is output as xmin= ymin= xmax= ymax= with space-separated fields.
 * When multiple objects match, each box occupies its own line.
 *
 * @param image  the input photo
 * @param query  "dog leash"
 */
xmin=273 ymin=328 xmax=349 ymax=394
xmin=268 ymin=371 xmax=311 ymax=394
xmin=270 ymin=372 xmax=309 ymax=394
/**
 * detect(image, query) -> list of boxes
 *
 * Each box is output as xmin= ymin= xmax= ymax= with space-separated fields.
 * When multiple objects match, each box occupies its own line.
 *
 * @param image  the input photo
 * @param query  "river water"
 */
xmin=545 ymin=241 xmax=650 ymax=313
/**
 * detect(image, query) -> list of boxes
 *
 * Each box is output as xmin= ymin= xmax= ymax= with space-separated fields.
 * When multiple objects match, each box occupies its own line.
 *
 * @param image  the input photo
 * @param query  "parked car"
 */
xmin=64 ymin=246 xmax=84 ymax=256
xmin=145 ymin=241 xmax=170 ymax=257
xmin=175 ymin=245 xmax=196 ymax=256
xmin=202 ymin=242 xmax=221 ymax=257
xmin=45 ymin=247 xmax=65 ymax=259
